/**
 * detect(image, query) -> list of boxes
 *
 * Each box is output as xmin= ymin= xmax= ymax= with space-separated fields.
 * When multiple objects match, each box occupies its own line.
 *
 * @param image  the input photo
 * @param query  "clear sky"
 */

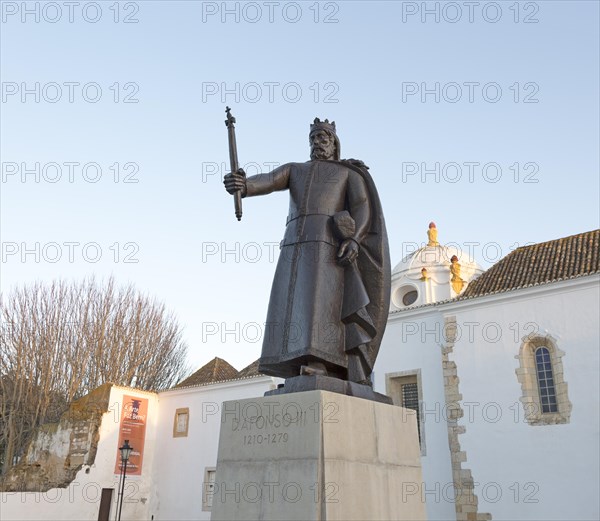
xmin=1 ymin=0 xmax=599 ymax=373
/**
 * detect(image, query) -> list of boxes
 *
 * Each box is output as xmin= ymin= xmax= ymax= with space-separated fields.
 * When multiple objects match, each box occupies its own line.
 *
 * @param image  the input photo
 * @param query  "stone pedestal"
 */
xmin=210 ymin=390 xmax=426 ymax=521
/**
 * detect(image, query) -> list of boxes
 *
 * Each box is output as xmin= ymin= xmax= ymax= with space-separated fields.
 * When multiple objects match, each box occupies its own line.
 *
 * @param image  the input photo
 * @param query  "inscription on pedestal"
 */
xmin=219 ymin=398 xmax=338 ymax=460
xmin=211 ymin=392 xmax=426 ymax=521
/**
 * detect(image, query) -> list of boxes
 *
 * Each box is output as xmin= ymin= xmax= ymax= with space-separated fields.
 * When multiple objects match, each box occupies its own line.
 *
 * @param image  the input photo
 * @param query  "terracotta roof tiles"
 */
xmin=237 ymin=359 xmax=262 ymax=378
xmin=461 ymin=229 xmax=599 ymax=299
xmin=174 ymin=357 xmax=239 ymax=388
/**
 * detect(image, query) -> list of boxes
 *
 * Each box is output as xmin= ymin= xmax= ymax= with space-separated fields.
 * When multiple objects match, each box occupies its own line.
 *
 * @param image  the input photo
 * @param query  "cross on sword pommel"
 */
xmin=225 ymin=106 xmax=236 ymax=127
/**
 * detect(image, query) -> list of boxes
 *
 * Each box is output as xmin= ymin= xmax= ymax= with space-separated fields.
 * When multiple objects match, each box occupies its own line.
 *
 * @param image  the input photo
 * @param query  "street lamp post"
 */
xmin=116 ymin=440 xmax=133 ymax=521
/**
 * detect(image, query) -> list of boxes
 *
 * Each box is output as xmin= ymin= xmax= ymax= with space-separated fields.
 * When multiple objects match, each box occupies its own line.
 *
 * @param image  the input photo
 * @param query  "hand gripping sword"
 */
xmin=225 ymin=106 xmax=244 ymax=221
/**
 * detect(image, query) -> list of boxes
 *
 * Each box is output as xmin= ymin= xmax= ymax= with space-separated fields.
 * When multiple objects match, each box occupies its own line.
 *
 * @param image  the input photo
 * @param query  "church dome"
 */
xmin=390 ymin=223 xmax=484 ymax=310
xmin=392 ymin=243 xmax=471 ymax=276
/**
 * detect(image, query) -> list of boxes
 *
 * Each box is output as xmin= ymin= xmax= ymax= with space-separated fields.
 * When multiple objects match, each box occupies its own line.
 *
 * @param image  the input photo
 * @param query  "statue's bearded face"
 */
xmin=309 ymin=130 xmax=336 ymax=160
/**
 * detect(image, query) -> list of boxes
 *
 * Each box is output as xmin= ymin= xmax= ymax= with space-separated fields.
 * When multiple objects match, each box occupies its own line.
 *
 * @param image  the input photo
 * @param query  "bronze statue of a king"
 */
xmin=224 ymin=117 xmax=390 ymax=397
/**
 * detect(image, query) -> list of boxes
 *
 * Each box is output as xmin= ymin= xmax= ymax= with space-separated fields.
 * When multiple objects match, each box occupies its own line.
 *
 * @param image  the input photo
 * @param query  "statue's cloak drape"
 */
xmin=337 ymin=159 xmax=391 ymax=372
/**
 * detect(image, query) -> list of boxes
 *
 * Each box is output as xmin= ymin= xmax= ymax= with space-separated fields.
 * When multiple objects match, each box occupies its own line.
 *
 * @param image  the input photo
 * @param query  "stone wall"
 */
xmin=0 ymin=384 xmax=112 ymax=492
xmin=443 ymin=316 xmax=491 ymax=521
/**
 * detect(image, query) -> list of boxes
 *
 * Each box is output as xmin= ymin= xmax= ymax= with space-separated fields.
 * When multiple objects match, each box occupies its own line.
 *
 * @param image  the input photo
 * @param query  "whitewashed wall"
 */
xmin=447 ymin=275 xmax=600 ymax=521
xmin=149 ymin=376 xmax=277 ymax=521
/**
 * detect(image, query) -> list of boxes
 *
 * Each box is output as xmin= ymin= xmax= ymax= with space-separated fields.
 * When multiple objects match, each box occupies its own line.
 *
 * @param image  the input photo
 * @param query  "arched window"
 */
xmin=515 ymin=335 xmax=571 ymax=425
xmin=534 ymin=347 xmax=558 ymax=413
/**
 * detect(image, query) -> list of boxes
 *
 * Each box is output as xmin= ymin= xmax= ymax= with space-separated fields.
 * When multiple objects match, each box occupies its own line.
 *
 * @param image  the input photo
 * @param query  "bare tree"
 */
xmin=0 ymin=277 xmax=189 ymax=474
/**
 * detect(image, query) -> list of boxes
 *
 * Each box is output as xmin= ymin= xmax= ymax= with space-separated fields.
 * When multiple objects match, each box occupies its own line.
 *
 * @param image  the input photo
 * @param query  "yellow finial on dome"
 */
xmin=427 ymin=222 xmax=439 ymax=247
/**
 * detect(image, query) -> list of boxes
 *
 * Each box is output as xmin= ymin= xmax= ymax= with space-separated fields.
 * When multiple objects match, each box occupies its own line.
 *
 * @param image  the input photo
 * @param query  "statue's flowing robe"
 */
xmin=245 ymin=159 xmax=390 ymax=379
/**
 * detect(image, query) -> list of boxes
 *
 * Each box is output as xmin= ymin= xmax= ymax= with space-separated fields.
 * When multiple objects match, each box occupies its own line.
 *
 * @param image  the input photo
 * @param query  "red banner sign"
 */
xmin=114 ymin=395 xmax=148 ymax=475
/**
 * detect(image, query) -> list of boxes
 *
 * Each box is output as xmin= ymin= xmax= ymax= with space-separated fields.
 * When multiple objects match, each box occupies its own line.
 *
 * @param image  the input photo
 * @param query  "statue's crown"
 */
xmin=310 ymin=117 xmax=337 ymax=135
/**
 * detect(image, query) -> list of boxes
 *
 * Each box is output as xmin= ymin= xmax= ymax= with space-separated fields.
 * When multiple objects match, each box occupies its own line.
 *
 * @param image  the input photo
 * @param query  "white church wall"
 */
xmin=149 ymin=376 xmax=276 ymax=521
xmin=0 ymin=385 xmax=159 ymax=521
xmin=376 ymin=309 xmax=457 ymax=521
xmin=447 ymin=276 xmax=600 ymax=521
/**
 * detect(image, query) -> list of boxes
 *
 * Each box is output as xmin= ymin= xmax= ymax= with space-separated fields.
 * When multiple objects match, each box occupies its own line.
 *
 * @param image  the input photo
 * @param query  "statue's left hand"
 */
xmin=337 ymin=239 xmax=359 ymax=265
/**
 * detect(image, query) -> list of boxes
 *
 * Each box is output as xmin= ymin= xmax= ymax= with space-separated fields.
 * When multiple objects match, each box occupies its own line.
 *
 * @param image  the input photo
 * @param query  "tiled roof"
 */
xmin=174 ymin=357 xmax=240 ymax=388
xmin=461 ymin=229 xmax=600 ymax=299
xmin=237 ymin=359 xmax=262 ymax=378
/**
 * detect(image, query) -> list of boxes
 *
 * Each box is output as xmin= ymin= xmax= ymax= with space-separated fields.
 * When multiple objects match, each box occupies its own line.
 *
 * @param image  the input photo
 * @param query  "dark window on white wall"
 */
xmin=401 ymin=382 xmax=421 ymax=443
xmin=535 ymin=347 xmax=558 ymax=413
xmin=386 ymin=370 xmax=426 ymax=455
xmin=515 ymin=334 xmax=571 ymax=426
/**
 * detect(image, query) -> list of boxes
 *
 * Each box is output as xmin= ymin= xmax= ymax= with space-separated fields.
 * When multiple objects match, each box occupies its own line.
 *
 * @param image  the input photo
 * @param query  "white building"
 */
xmin=2 ymin=227 xmax=598 ymax=521
xmin=376 ymin=227 xmax=599 ymax=521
